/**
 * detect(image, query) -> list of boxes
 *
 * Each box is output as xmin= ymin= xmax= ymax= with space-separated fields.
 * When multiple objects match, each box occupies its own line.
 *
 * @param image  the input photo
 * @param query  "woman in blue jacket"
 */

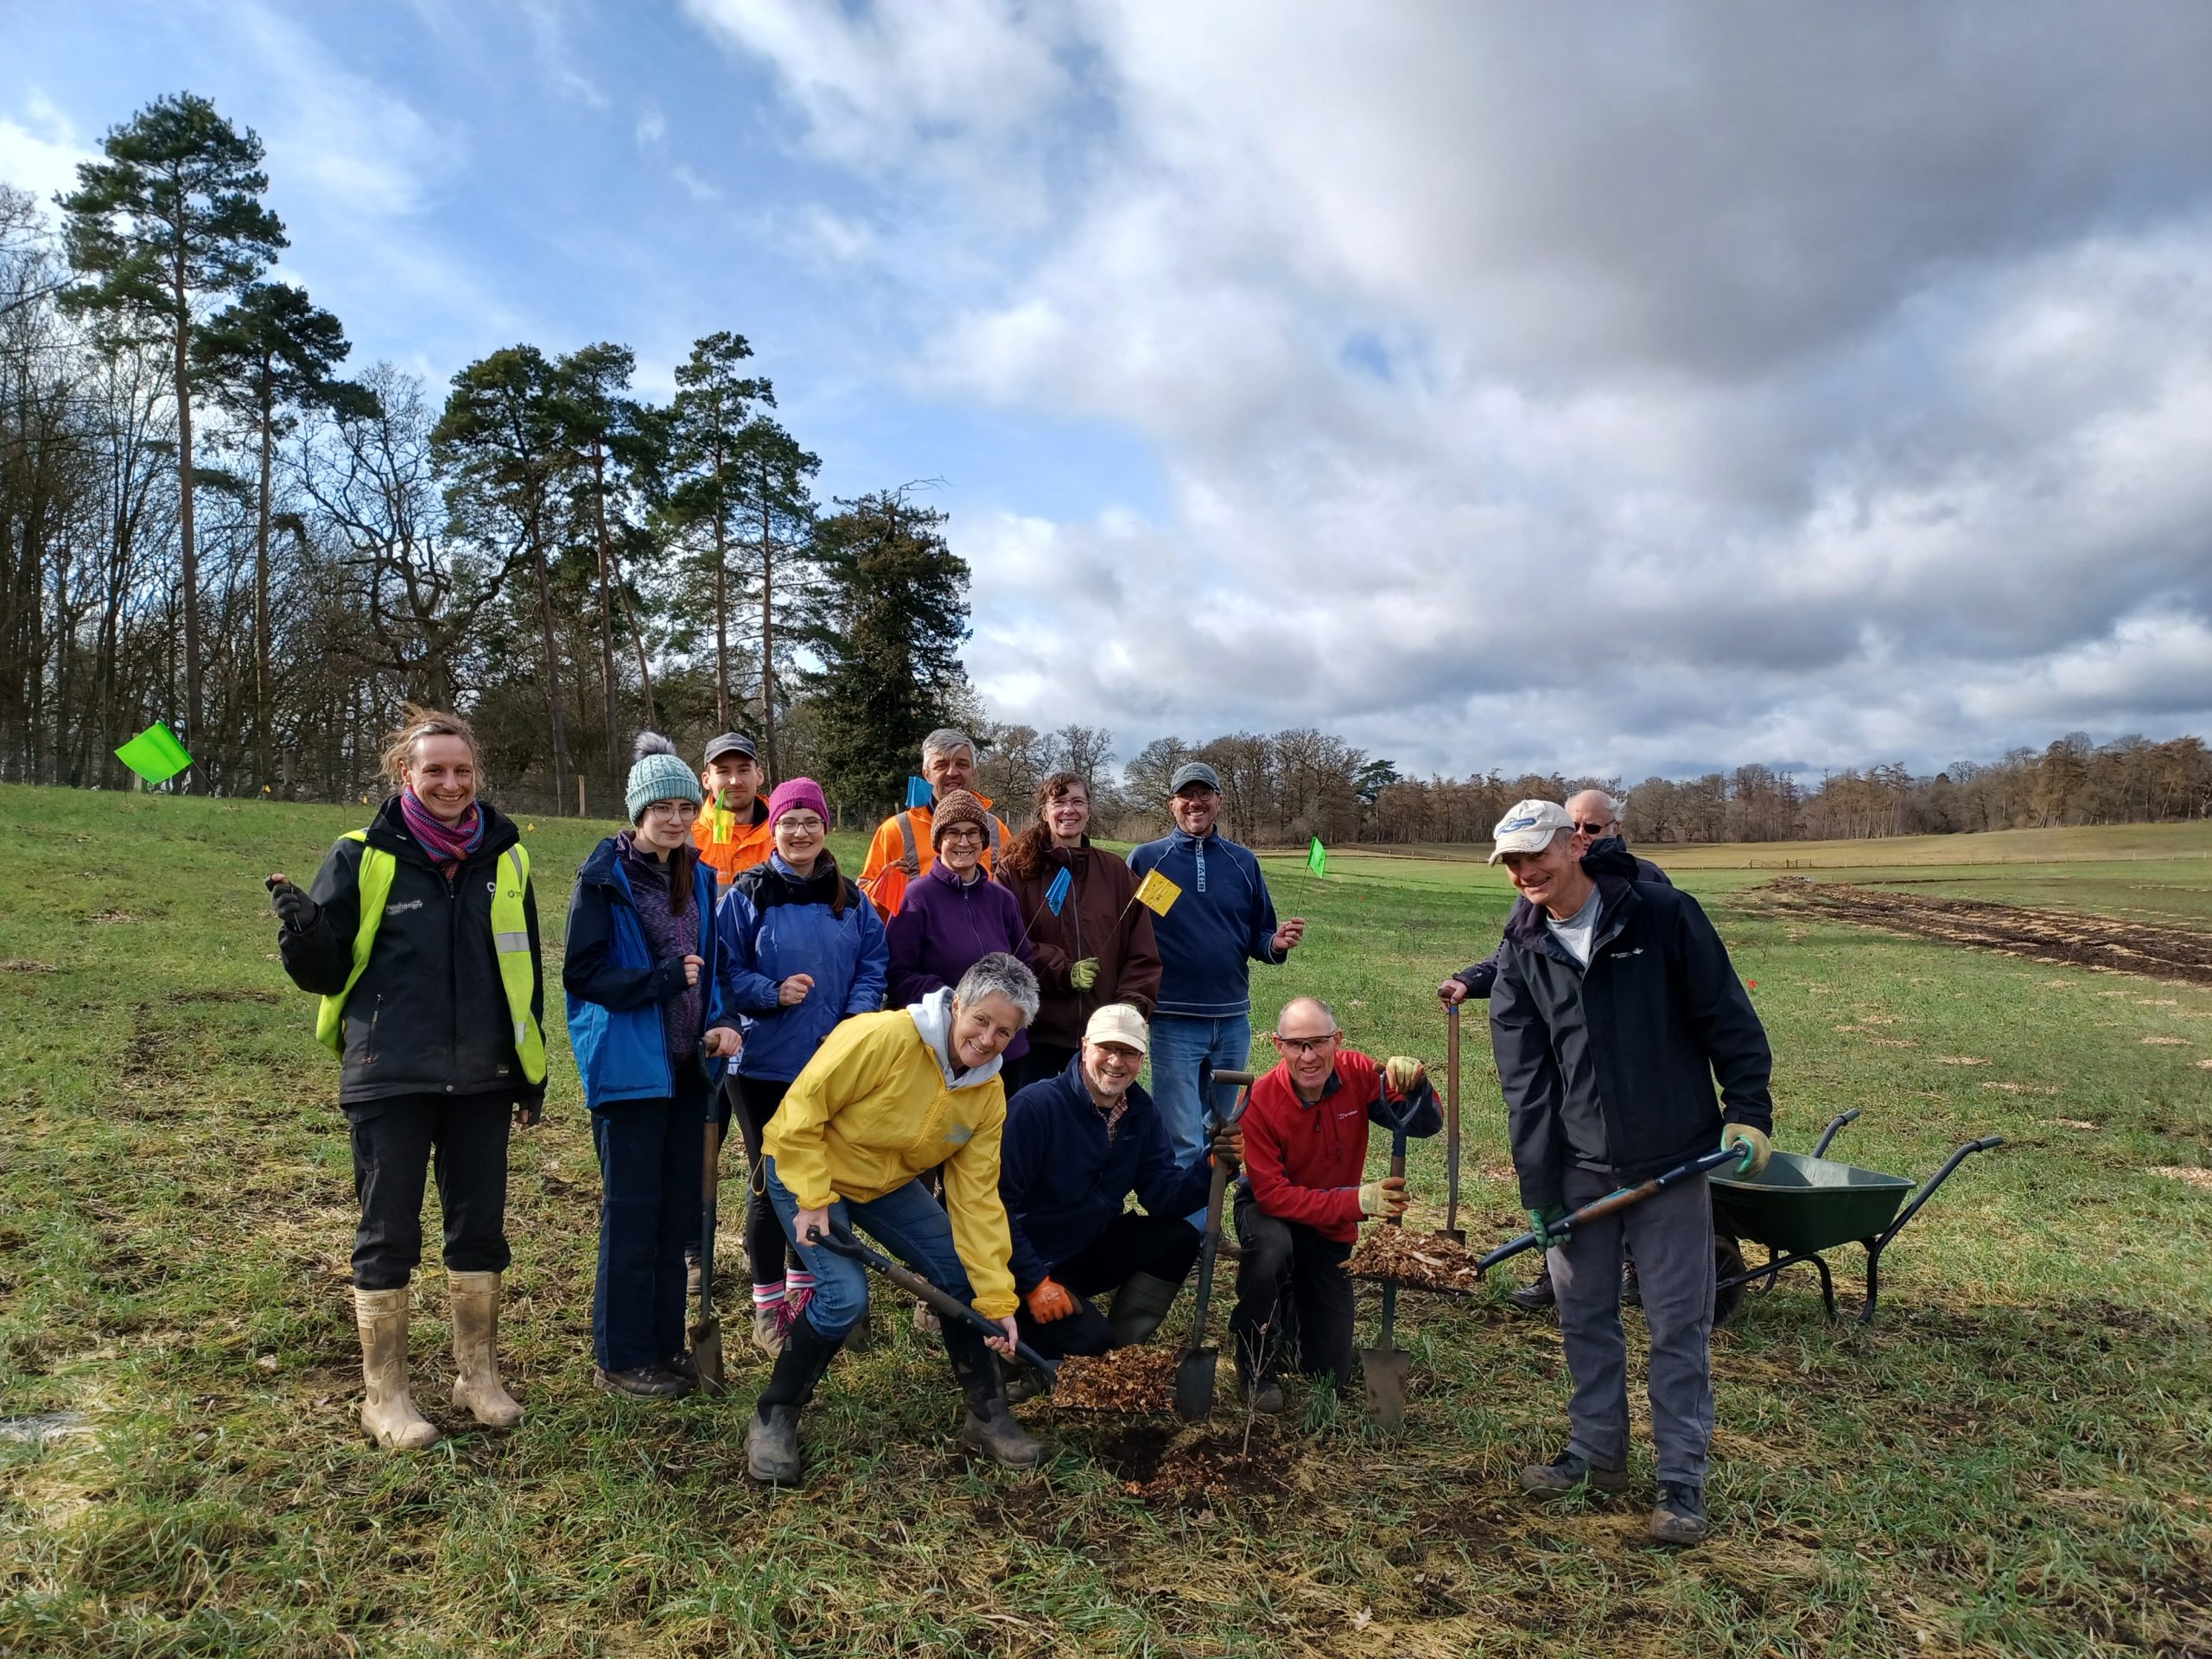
xmin=564 ymin=734 xmax=740 ymax=1399
xmin=714 ymin=777 xmax=889 ymax=1352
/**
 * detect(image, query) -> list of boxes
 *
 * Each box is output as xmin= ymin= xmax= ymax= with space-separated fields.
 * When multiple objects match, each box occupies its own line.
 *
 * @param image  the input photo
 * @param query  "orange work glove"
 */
xmin=1027 ymin=1278 xmax=1077 ymax=1322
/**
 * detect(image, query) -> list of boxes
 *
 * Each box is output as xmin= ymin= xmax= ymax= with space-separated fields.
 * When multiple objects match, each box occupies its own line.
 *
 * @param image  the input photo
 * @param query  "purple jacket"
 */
xmin=886 ymin=860 xmax=1037 ymax=1058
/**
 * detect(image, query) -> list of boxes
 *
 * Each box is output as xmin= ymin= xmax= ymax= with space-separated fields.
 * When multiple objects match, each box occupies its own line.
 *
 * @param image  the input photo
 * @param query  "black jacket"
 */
xmin=1489 ymin=844 xmax=1770 ymax=1208
xmin=1454 ymin=839 xmax=1671 ymax=997
xmin=278 ymin=796 xmax=546 ymax=1110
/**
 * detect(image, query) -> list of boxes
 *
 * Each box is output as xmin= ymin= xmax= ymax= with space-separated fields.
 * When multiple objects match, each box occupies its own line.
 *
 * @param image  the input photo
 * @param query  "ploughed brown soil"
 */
xmin=1764 ymin=880 xmax=2212 ymax=986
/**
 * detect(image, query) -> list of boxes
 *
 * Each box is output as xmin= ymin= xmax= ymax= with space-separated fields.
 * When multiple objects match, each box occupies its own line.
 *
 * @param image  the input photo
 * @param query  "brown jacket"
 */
xmin=995 ymin=840 xmax=1163 ymax=1051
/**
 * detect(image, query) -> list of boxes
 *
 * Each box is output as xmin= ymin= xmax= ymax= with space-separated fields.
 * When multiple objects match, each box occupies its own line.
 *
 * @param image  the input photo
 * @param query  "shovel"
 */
xmin=1474 ymin=1142 xmax=1748 ymax=1276
xmin=809 ymin=1222 xmax=1059 ymax=1389
xmin=688 ymin=1117 xmax=725 ymax=1391
xmin=1436 ymin=1004 xmax=1466 ymax=1246
xmin=1359 ymin=1124 xmax=1413 ymax=1428
xmin=1173 ymin=1071 xmax=1254 ymax=1423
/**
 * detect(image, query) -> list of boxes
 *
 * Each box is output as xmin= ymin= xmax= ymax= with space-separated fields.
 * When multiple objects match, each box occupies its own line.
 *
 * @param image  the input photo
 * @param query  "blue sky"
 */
xmin=8 ymin=2 xmax=2212 ymax=784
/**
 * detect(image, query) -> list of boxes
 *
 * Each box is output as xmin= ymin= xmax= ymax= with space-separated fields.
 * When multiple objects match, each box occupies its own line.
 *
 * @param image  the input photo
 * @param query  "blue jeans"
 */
xmin=1146 ymin=1012 xmax=1252 ymax=1228
xmin=590 ymin=1077 xmax=707 ymax=1372
xmin=763 ymin=1159 xmax=975 ymax=1341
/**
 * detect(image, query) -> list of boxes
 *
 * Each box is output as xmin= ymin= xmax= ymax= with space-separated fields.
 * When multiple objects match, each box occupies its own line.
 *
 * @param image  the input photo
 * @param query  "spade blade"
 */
xmin=1172 ymin=1345 xmax=1218 ymax=1423
xmin=1360 ymin=1340 xmax=1409 ymax=1429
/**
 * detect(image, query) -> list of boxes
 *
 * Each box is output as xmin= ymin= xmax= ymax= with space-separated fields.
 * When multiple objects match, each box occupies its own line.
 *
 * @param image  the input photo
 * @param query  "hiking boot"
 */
xmin=663 ymin=1350 xmax=699 ymax=1386
xmin=913 ymin=1300 xmax=940 ymax=1335
xmin=1517 ymin=1450 xmax=1630 ymax=1496
xmin=594 ymin=1364 xmax=690 ymax=1399
xmin=1506 ymin=1262 xmax=1556 ymax=1312
xmin=685 ymin=1255 xmax=702 ymax=1300
xmin=1107 ymin=1273 xmax=1182 ymax=1348
xmin=447 ymin=1270 xmax=523 ymax=1428
xmin=752 ymin=1306 xmax=786 ymax=1357
xmin=354 ymin=1286 xmax=440 ymax=1450
xmin=1648 ymin=1482 xmax=1709 ymax=1545
xmin=962 ymin=1398 xmax=1046 ymax=1467
xmin=747 ymin=1404 xmax=804 ymax=1484
xmin=1240 ymin=1376 xmax=1286 ymax=1415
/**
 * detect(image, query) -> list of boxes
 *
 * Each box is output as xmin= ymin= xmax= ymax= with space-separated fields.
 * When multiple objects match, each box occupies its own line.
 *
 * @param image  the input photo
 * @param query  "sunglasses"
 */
xmin=1574 ymin=822 xmax=1613 ymax=836
xmin=1273 ymin=1033 xmax=1338 ymax=1054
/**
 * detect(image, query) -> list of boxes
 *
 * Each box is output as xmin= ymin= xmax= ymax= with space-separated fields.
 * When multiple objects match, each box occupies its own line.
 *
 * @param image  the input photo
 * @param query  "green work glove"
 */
xmin=1529 ymin=1205 xmax=1570 ymax=1244
xmin=1069 ymin=957 xmax=1101 ymax=991
xmin=1722 ymin=1122 xmax=1772 ymax=1176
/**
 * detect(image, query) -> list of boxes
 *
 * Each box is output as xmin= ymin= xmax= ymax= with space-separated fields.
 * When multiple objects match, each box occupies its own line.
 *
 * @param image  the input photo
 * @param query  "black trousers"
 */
xmin=1014 ymin=1209 xmax=1202 ymax=1359
xmin=591 ymin=1072 xmax=708 ymax=1373
xmin=346 ymin=1090 xmax=512 ymax=1290
xmin=1227 ymin=1185 xmax=1356 ymax=1388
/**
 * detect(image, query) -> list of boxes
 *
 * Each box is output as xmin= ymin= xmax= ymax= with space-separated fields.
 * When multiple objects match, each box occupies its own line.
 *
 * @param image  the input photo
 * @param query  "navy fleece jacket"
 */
xmin=1126 ymin=828 xmax=1283 ymax=1020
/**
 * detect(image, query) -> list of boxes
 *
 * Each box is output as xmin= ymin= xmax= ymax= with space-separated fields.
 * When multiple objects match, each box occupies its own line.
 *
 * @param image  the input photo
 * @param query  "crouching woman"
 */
xmin=564 ymin=734 xmax=741 ymax=1399
xmin=746 ymin=952 xmax=1044 ymax=1484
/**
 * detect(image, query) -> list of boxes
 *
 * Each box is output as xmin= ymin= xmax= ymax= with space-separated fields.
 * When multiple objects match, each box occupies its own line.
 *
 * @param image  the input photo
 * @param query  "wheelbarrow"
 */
xmin=1711 ymin=1109 xmax=2004 ymax=1325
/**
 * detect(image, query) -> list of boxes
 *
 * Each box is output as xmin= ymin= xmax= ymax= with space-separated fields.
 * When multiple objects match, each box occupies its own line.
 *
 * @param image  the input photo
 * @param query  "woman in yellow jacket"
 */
xmin=747 ymin=952 xmax=1043 ymax=1484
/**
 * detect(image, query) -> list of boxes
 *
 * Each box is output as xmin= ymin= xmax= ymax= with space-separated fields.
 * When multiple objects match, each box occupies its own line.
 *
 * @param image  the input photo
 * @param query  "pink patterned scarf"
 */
xmin=400 ymin=789 xmax=485 ymax=874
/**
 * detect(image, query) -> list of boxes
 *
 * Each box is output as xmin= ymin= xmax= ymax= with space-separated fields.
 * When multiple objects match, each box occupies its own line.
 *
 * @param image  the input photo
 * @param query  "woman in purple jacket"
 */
xmin=885 ymin=790 xmax=1036 ymax=1064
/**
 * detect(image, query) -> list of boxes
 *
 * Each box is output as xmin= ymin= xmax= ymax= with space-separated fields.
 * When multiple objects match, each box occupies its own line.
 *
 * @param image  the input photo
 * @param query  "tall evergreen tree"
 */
xmin=802 ymin=490 xmax=971 ymax=815
xmin=58 ymin=92 xmax=286 ymax=788
xmin=193 ymin=280 xmax=357 ymax=787
xmin=664 ymin=331 xmax=767 ymax=734
xmin=552 ymin=341 xmax=658 ymax=754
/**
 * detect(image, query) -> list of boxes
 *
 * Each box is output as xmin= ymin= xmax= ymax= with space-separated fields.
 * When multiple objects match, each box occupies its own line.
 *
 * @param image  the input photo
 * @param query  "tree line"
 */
xmin=0 ymin=92 xmax=976 ymax=818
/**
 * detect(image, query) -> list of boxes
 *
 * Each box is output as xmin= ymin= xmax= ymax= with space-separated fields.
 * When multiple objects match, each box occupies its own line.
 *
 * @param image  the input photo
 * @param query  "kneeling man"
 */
xmin=1000 ymin=1003 xmax=1241 ymax=1364
xmin=1230 ymin=996 xmax=1442 ymax=1412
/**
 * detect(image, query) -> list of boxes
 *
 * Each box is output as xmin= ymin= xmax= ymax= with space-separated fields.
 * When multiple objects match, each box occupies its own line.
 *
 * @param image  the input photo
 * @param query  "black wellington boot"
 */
xmin=746 ymin=1313 xmax=842 ymax=1484
xmin=944 ymin=1324 xmax=1046 ymax=1468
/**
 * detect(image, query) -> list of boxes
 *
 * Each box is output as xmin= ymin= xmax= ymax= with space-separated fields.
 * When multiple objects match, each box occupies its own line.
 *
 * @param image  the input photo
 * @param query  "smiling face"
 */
xmin=704 ymin=753 xmax=762 ymax=810
xmin=950 ymin=992 xmax=1025 ymax=1069
xmin=1081 ymin=1038 xmax=1142 ymax=1102
xmin=773 ymin=806 xmax=823 ymax=871
xmin=1045 ymin=783 xmax=1090 ymax=846
xmin=1272 ymin=997 xmax=1341 ymax=1096
xmin=938 ymin=821 xmax=986 ymax=875
xmin=1171 ymin=784 xmax=1220 ymax=837
xmin=1501 ymin=829 xmax=1591 ymax=918
xmin=633 ymin=797 xmax=699 ymax=855
xmin=402 ymin=734 xmax=479 ymax=824
xmin=923 ymin=744 xmax=976 ymax=798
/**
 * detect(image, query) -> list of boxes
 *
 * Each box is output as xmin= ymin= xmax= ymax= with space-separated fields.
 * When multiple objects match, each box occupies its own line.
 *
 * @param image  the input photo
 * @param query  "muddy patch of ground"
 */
xmin=1763 ymin=880 xmax=2212 ymax=986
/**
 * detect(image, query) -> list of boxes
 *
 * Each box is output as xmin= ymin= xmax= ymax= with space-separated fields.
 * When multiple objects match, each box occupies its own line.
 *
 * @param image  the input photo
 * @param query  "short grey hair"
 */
xmin=1567 ymin=787 xmax=1622 ymax=822
xmin=922 ymin=728 xmax=976 ymax=763
xmin=953 ymin=951 xmax=1039 ymax=1026
xmin=1274 ymin=995 xmax=1338 ymax=1036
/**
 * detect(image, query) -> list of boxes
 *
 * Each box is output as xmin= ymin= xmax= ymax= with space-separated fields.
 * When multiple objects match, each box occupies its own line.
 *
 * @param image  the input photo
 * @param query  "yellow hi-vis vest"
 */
xmin=313 ymin=830 xmax=547 ymax=1085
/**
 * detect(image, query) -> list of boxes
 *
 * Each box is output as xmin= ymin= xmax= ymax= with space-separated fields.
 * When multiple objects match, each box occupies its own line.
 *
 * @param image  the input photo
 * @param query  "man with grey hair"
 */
xmin=857 ymin=728 xmax=1012 ymax=918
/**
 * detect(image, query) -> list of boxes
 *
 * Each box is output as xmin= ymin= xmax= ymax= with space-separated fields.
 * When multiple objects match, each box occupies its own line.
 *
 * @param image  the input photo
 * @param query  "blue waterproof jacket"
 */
xmin=1126 ymin=828 xmax=1284 ymax=1019
xmin=714 ymin=855 xmax=890 ymax=1083
xmin=563 ymin=838 xmax=728 ymax=1111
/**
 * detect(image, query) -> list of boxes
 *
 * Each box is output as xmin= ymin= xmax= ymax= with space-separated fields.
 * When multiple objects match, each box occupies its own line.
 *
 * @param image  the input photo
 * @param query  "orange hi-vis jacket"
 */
xmin=857 ymin=794 xmax=1010 ymax=919
xmin=692 ymin=793 xmax=774 ymax=884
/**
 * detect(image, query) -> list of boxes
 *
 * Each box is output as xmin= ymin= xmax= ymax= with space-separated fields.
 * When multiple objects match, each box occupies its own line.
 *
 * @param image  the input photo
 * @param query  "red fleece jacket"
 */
xmin=1240 ymin=1048 xmax=1441 ymax=1244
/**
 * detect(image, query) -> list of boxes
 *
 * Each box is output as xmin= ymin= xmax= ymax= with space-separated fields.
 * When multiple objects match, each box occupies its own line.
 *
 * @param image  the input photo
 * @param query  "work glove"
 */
xmin=1026 ymin=1278 xmax=1077 ymax=1323
xmin=1723 ymin=1122 xmax=1773 ymax=1176
xmin=1358 ymin=1175 xmax=1408 ymax=1219
xmin=1529 ymin=1205 xmax=1570 ymax=1244
xmin=1382 ymin=1056 xmax=1426 ymax=1096
xmin=266 ymin=875 xmax=318 ymax=931
xmin=1068 ymin=957 xmax=1101 ymax=991
xmin=1209 ymin=1120 xmax=1244 ymax=1169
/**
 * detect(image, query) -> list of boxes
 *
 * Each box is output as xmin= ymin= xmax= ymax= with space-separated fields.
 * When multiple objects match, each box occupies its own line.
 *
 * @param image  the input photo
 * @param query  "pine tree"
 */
xmin=664 ymin=332 xmax=768 ymax=734
xmin=59 ymin=92 xmax=287 ymax=789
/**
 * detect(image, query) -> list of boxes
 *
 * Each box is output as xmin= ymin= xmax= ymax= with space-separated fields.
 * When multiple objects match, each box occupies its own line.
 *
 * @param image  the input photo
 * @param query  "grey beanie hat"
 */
xmin=626 ymin=733 xmax=703 ymax=823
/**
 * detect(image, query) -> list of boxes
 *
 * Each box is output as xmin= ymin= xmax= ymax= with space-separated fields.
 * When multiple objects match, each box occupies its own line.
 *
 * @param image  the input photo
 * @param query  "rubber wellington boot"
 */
xmin=1107 ymin=1273 xmax=1182 ymax=1347
xmin=746 ymin=1314 xmax=842 ymax=1484
xmin=354 ymin=1286 xmax=440 ymax=1450
xmin=948 ymin=1331 xmax=1045 ymax=1468
xmin=448 ymin=1270 xmax=523 ymax=1428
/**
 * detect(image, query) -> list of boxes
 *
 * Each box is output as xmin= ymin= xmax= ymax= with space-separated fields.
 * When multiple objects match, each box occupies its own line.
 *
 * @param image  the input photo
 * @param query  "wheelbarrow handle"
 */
xmin=810 ymin=1223 xmax=1058 ymax=1382
xmin=1476 ymin=1144 xmax=1745 ymax=1275
xmin=1811 ymin=1108 xmax=1861 ymax=1159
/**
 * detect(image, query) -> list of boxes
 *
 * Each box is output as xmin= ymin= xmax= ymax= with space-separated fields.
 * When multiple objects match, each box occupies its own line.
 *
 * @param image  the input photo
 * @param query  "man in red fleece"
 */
xmin=1229 ymin=995 xmax=1443 ymax=1412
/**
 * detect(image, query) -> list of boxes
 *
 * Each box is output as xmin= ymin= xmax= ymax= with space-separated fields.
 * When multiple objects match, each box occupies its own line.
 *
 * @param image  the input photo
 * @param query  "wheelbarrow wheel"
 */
xmin=1712 ymin=1235 xmax=1748 ymax=1329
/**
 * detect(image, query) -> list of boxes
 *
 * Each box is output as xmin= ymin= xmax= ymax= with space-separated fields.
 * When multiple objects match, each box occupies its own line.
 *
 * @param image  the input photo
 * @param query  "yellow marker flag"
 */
xmin=711 ymin=802 xmax=735 ymax=844
xmin=1134 ymin=869 xmax=1182 ymax=917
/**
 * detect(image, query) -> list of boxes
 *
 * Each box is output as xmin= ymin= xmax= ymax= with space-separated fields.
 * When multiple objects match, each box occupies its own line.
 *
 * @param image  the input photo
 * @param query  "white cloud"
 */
xmin=0 ymin=92 xmax=95 ymax=205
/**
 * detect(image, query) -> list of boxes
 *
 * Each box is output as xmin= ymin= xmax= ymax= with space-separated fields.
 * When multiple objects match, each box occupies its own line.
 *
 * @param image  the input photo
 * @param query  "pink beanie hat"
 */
xmin=766 ymin=778 xmax=830 ymax=824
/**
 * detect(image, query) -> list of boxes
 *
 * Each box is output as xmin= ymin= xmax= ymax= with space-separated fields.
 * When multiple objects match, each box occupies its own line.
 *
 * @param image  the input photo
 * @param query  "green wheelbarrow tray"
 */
xmin=1707 ymin=1109 xmax=2004 ymax=1325
xmin=1710 ymin=1152 xmax=1915 ymax=1257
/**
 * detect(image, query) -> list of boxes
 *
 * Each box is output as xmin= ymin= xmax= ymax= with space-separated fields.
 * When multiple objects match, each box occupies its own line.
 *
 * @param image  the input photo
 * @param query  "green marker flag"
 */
xmin=114 ymin=721 xmax=193 ymax=785
xmin=1307 ymin=836 xmax=1327 ymax=878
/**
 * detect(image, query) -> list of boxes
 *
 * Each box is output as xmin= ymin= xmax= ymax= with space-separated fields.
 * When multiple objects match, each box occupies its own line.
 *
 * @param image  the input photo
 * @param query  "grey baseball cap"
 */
xmin=702 ymin=732 xmax=758 ymax=766
xmin=1169 ymin=761 xmax=1222 ymax=795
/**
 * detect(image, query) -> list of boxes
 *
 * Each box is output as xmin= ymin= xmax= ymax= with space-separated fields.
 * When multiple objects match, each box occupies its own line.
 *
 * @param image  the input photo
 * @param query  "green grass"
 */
xmin=3 ymin=785 xmax=2209 ymax=1657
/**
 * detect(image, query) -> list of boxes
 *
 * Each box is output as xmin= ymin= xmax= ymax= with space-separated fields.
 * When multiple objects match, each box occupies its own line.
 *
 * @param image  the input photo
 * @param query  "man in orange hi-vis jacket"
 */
xmin=856 ymin=728 xmax=1011 ymax=918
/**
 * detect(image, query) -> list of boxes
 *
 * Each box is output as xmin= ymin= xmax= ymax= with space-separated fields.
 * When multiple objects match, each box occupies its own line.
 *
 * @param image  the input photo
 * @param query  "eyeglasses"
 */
xmin=777 ymin=815 xmax=824 ymax=833
xmin=1574 ymin=822 xmax=1614 ymax=836
xmin=1272 ymin=1033 xmax=1338 ymax=1054
xmin=940 ymin=828 xmax=986 ymax=843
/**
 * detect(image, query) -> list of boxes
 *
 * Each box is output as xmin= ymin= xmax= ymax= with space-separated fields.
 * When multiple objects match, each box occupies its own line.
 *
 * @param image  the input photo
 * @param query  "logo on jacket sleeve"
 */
xmin=944 ymin=1123 xmax=973 ymax=1147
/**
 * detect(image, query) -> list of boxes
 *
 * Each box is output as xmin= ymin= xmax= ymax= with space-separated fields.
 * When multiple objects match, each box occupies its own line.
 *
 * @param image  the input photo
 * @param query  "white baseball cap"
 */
xmin=1488 ymin=799 xmax=1575 ymax=864
xmin=1084 ymin=1002 xmax=1150 ymax=1054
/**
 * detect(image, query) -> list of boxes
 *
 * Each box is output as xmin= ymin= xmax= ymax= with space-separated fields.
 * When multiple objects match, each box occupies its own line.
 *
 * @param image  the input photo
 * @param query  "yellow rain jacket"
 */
xmin=765 ymin=988 xmax=1017 ymax=1319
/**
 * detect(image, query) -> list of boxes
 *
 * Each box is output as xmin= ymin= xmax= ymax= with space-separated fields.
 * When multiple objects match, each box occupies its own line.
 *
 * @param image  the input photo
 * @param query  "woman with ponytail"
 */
xmin=563 ymin=734 xmax=741 ymax=1398
xmin=268 ymin=706 xmax=545 ymax=1450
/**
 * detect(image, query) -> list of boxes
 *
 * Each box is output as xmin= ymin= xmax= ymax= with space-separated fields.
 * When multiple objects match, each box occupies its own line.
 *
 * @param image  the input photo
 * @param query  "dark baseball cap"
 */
xmin=1170 ymin=761 xmax=1222 ymax=795
xmin=702 ymin=732 xmax=758 ymax=766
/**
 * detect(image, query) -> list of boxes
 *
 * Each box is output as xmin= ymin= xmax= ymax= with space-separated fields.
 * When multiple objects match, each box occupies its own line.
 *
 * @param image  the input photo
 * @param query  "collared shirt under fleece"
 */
xmin=1238 ymin=1048 xmax=1444 ymax=1246
xmin=1126 ymin=827 xmax=1284 ymax=1020
xmin=762 ymin=988 xmax=1019 ymax=1319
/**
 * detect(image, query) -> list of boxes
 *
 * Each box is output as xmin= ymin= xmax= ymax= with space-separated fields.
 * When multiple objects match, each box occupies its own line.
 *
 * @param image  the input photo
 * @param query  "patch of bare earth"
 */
xmin=1763 ymin=880 xmax=2212 ymax=986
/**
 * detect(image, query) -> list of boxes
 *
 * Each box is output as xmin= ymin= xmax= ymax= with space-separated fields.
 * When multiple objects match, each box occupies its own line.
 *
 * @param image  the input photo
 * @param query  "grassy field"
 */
xmin=3 ymin=785 xmax=2209 ymax=1657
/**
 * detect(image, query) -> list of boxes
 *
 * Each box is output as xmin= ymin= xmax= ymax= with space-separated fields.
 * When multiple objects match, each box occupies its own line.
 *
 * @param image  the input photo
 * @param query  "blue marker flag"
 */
xmin=906 ymin=775 xmax=934 ymax=809
xmin=1046 ymin=867 xmax=1072 ymax=916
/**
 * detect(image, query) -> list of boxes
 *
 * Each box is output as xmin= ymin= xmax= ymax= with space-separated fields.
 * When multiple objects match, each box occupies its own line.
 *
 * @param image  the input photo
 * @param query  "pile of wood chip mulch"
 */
xmin=1050 ymin=1345 xmax=1179 ymax=1411
xmin=1344 ymin=1226 xmax=1486 ymax=1294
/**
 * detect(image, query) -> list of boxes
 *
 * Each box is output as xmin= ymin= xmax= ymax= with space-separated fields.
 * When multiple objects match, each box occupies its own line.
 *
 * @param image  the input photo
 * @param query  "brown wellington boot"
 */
xmin=354 ymin=1286 xmax=440 ymax=1450
xmin=448 ymin=1270 xmax=523 ymax=1428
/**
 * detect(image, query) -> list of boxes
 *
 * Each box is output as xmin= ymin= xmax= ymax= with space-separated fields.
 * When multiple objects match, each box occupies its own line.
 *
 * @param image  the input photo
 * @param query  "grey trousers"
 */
xmin=1551 ymin=1165 xmax=1715 ymax=1488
